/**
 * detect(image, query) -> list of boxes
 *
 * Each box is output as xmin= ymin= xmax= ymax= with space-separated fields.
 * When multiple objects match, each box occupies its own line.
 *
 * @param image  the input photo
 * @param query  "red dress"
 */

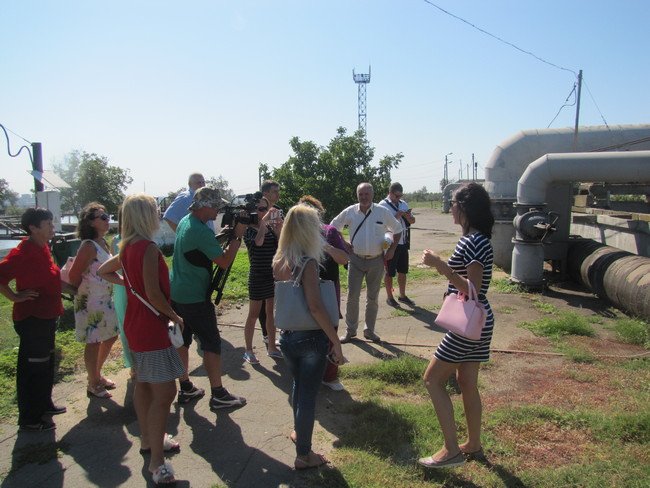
xmin=121 ymin=240 xmax=172 ymax=352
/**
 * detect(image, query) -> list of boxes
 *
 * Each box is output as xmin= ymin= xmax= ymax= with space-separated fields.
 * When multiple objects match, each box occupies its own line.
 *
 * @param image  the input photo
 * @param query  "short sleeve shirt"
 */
xmin=378 ymin=198 xmax=410 ymax=245
xmin=163 ymin=189 xmax=214 ymax=231
xmin=330 ymin=203 xmax=403 ymax=256
xmin=170 ymin=214 xmax=223 ymax=303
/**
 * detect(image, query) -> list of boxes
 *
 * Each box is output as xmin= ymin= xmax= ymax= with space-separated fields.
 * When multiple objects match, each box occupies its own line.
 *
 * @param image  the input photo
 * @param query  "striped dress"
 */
xmin=244 ymin=226 xmax=278 ymax=300
xmin=435 ymin=232 xmax=494 ymax=363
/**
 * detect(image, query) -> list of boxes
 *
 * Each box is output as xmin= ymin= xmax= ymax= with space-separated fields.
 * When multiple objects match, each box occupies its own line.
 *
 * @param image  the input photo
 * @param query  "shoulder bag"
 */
xmin=274 ymin=258 xmax=339 ymax=331
xmin=434 ymin=280 xmax=486 ymax=341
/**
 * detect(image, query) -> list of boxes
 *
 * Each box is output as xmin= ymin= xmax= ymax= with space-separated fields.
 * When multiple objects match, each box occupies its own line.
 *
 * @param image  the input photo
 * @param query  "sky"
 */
xmin=1 ymin=0 xmax=649 ymax=199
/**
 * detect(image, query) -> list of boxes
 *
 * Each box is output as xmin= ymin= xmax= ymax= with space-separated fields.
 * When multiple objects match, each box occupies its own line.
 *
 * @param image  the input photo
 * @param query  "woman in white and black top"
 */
xmin=419 ymin=182 xmax=495 ymax=469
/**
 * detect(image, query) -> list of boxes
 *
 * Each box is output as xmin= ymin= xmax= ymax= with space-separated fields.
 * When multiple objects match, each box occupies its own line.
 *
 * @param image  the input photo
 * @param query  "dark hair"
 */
xmin=454 ymin=183 xmax=494 ymax=238
xmin=77 ymin=201 xmax=105 ymax=240
xmin=20 ymin=207 xmax=53 ymax=234
xmin=261 ymin=180 xmax=279 ymax=193
xmin=389 ymin=182 xmax=403 ymax=194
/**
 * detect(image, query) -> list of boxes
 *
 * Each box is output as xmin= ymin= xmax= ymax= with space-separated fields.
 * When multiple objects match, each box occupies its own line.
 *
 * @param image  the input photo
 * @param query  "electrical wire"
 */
xmin=421 ymin=0 xmax=577 ymax=75
xmin=0 ymin=123 xmax=33 ymax=163
xmin=546 ymin=83 xmax=577 ymax=128
xmin=582 ymin=77 xmax=610 ymax=130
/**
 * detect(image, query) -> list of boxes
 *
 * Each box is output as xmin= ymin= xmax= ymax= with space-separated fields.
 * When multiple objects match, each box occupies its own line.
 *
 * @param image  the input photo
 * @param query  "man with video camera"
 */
xmin=170 ymin=187 xmax=247 ymax=410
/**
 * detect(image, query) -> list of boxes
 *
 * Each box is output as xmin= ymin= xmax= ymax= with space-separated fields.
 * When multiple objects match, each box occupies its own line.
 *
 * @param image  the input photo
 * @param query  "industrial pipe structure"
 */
xmin=511 ymin=151 xmax=650 ymax=287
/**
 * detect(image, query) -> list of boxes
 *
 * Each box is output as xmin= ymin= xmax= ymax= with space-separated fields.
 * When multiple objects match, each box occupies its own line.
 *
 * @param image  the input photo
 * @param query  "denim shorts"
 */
xmin=171 ymin=300 xmax=221 ymax=354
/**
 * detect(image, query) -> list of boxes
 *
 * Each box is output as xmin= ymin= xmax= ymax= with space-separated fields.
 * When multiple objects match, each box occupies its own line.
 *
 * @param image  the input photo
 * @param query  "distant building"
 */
xmin=16 ymin=193 xmax=35 ymax=208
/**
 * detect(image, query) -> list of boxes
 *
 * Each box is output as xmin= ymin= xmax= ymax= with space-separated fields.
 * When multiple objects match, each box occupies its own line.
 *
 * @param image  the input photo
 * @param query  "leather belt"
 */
xmin=354 ymin=253 xmax=382 ymax=259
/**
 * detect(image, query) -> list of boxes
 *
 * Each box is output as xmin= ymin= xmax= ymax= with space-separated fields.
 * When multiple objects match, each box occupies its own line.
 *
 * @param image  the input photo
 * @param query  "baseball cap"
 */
xmin=188 ymin=187 xmax=229 ymax=211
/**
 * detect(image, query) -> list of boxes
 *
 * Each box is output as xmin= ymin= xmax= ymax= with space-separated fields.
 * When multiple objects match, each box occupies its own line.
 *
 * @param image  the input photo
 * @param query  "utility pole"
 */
xmin=472 ymin=153 xmax=477 ymax=180
xmin=573 ymin=69 xmax=583 ymax=151
xmin=444 ymin=152 xmax=453 ymax=188
xmin=353 ymin=66 xmax=371 ymax=134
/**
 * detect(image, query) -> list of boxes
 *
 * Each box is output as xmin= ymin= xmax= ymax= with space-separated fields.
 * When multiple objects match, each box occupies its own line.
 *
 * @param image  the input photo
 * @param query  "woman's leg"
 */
xmin=423 ymin=357 xmax=461 ymax=460
xmin=134 ymin=381 xmax=153 ymax=449
xmin=97 ymin=335 xmax=118 ymax=380
xmin=456 ymin=362 xmax=482 ymax=453
xmin=85 ymin=342 xmax=101 ymax=387
xmin=264 ymin=299 xmax=280 ymax=354
xmin=146 ymin=380 xmax=177 ymax=472
xmin=293 ymin=336 xmax=328 ymax=458
xmin=244 ymin=300 xmax=263 ymax=351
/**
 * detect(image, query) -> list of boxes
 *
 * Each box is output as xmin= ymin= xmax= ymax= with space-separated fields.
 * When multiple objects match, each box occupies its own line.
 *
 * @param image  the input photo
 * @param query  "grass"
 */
xmin=609 ymin=317 xmax=650 ymax=348
xmin=519 ymin=311 xmax=595 ymax=338
xmin=531 ymin=298 xmax=558 ymax=315
xmin=491 ymin=277 xmax=525 ymax=294
xmin=305 ymin=353 xmax=650 ymax=488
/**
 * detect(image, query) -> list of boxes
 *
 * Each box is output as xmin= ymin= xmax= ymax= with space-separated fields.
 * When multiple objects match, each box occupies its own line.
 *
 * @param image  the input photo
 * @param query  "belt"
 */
xmin=354 ymin=253 xmax=382 ymax=259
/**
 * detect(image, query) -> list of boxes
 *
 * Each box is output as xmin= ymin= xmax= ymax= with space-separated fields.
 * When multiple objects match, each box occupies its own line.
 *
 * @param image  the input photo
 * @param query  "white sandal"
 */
xmin=151 ymin=461 xmax=176 ymax=485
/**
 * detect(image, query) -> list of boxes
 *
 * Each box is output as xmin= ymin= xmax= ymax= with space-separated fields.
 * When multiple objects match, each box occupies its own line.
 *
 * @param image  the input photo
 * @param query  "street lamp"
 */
xmin=443 ymin=152 xmax=453 ymax=188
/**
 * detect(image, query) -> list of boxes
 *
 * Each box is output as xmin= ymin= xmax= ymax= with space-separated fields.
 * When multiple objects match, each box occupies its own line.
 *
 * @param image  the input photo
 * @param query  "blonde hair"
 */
xmin=119 ymin=194 xmax=160 ymax=255
xmin=273 ymin=204 xmax=325 ymax=270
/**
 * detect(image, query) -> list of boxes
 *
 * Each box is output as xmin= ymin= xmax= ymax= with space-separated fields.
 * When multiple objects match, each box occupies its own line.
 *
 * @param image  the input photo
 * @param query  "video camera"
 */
xmin=220 ymin=191 xmax=263 ymax=228
xmin=210 ymin=191 xmax=263 ymax=305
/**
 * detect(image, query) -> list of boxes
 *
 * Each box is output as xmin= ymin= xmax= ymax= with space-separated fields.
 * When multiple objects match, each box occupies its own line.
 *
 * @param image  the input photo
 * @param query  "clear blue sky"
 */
xmin=2 ymin=0 xmax=648 ymax=198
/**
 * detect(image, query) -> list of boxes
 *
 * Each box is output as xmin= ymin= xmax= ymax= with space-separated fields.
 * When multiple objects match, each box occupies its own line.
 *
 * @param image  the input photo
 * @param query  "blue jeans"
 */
xmin=280 ymin=330 xmax=329 ymax=456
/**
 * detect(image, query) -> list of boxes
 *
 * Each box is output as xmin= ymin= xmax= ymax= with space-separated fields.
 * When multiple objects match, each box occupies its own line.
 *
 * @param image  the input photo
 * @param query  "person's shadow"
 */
xmin=57 ymin=397 xmax=134 ymax=487
xmin=2 ymin=430 xmax=64 ymax=488
xmin=181 ymin=404 xmax=293 ymax=487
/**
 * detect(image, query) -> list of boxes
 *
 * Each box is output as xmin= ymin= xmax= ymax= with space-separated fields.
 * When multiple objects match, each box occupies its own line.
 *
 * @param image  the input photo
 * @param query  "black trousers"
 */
xmin=14 ymin=317 xmax=56 ymax=426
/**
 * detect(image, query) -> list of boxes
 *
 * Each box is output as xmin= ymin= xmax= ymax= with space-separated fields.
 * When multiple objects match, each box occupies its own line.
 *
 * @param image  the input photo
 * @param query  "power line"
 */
xmin=582 ymin=77 xmax=610 ymax=130
xmin=547 ymin=83 xmax=577 ymax=128
xmin=421 ymin=0 xmax=577 ymax=75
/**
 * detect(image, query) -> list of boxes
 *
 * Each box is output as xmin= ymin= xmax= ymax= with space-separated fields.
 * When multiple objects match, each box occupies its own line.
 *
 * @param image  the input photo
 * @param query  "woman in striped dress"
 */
xmin=242 ymin=197 xmax=282 ymax=363
xmin=419 ymin=182 xmax=494 ymax=469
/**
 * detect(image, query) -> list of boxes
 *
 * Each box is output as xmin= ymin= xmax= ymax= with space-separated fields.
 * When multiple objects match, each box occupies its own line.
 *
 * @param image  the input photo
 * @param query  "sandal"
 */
xmin=100 ymin=377 xmax=117 ymax=390
xmin=151 ymin=461 xmax=176 ymax=486
xmin=294 ymin=451 xmax=328 ymax=470
xmin=267 ymin=350 xmax=283 ymax=359
xmin=140 ymin=434 xmax=181 ymax=454
xmin=87 ymin=384 xmax=112 ymax=398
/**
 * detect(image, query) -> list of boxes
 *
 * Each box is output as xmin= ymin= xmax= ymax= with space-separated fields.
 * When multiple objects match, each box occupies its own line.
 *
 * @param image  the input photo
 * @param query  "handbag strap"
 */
xmin=121 ymin=266 xmax=161 ymax=317
xmin=462 ymin=280 xmax=478 ymax=302
xmin=291 ymin=257 xmax=316 ymax=284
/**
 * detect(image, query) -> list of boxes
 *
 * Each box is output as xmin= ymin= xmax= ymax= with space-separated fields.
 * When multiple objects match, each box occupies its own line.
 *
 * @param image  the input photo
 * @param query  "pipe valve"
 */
xmin=513 ymin=209 xmax=559 ymax=242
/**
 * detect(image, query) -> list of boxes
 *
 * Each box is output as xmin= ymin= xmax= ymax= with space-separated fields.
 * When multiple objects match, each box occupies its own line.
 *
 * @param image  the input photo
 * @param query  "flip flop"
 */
xmin=100 ymin=377 xmax=117 ymax=390
xmin=140 ymin=434 xmax=181 ymax=454
xmin=418 ymin=452 xmax=465 ymax=469
xmin=294 ymin=452 xmax=328 ymax=470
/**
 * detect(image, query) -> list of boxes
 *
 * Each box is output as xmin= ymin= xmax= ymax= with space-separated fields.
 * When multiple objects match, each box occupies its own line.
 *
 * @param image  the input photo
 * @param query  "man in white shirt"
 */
xmin=330 ymin=183 xmax=402 ymax=343
xmin=379 ymin=182 xmax=416 ymax=307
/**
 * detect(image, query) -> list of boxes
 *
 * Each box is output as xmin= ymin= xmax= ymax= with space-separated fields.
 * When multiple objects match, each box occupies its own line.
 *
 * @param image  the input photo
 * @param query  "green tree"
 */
xmin=53 ymin=150 xmax=132 ymax=215
xmin=0 ymin=178 xmax=19 ymax=212
xmin=263 ymin=127 xmax=403 ymax=220
xmin=206 ymin=175 xmax=235 ymax=202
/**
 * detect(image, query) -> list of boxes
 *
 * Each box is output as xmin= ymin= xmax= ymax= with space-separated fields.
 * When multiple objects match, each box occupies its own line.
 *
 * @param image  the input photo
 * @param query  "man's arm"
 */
xmin=164 ymin=218 xmax=178 ymax=233
xmin=213 ymin=223 xmax=247 ymax=270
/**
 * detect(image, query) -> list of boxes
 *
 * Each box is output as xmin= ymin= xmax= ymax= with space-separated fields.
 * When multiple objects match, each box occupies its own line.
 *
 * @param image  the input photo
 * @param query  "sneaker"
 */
xmin=398 ymin=296 xmax=416 ymax=306
xmin=386 ymin=297 xmax=399 ymax=307
xmin=363 ymin=330 xmax=381 ymax=342
xmin=339 ymin=331 xmax=357 ymax=344
xmin=19 ymin=420 xmax=56 ymax=432
xmin=178 ymin=385 xmax=206 ymax=405
xmin=322 ymin=380 xmax=345 ymax=391
xmin=243 ymin=351 xmax=260 ymax=364
xmin=209 ymin=390 xmax=247 ymax=410
xmin=44 ymin=405 xmax=67 ymax=416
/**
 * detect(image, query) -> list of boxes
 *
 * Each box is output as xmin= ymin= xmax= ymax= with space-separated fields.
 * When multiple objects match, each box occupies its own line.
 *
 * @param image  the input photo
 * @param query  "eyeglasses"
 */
xmin=92 ymin=213 xmax=110 ymax=221
xmin=257 ymin=207 xmax=268 ymax=212
xmin=450 ymin=200 xmax=458 ymax=205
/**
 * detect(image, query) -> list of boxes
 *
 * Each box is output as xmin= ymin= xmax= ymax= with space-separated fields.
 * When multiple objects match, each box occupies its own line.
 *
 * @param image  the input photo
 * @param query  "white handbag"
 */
xmin=59 ymin=256 xmax=75 ymax=284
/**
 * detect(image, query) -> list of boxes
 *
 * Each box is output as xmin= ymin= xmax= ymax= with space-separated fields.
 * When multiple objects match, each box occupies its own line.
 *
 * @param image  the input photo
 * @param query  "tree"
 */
xmin=262 ymin=127 xmax=403 ymax=220
xmin=205 ymin=175 xmax=235 ymax=202
xmin=0 ymin=178 xmax=19 ymax=212
xmin=53 ymin=150 xmax=132 ymax=215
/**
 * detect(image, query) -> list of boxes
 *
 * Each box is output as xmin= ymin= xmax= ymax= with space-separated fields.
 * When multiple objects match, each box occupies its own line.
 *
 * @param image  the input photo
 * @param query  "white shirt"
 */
xmin=378 ymin=197 xmax=410 ymax=245
xmin=330 ymin=203 xmax=402 ymax=256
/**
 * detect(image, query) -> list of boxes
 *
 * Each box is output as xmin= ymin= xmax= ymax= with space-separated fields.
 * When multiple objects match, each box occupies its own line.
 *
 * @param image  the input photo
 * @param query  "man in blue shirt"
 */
xmin=163 ymin=173 xmax=214 ymax=232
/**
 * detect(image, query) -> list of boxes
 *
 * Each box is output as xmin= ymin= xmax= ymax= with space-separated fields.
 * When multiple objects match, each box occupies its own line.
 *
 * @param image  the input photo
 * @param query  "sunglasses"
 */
xmin=92 ymin=213 xmax=110 ymax=221
xmin=257 ymin=207 xmax=269 ymax=212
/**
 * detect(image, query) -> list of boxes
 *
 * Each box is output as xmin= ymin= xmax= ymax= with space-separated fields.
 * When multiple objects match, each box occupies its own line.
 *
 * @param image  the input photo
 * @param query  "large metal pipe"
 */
xmin=512 ymin=151 xmax=650 ymax=286
xmin=568 ymin=239 xmax=650 ymax=321
xmin=517 ymin=151 xmax=650 ymax=204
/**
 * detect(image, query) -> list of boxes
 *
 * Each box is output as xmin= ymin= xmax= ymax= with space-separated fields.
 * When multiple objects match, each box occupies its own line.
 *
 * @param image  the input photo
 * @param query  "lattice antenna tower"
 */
xmin=352 ymin=66 xmax=371 ymax=134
